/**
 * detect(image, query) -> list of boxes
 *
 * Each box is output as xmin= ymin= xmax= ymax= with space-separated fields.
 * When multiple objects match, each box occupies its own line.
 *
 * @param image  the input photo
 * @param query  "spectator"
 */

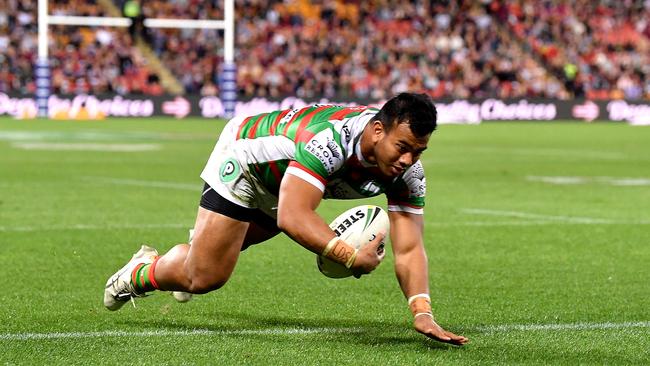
xmin=5 ymin=0 xmax=650 ymax=100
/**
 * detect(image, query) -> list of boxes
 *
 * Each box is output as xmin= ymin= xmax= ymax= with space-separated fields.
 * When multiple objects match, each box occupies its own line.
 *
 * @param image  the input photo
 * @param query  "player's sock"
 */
xmin=131 ymin=257 xmax=160 ymax=293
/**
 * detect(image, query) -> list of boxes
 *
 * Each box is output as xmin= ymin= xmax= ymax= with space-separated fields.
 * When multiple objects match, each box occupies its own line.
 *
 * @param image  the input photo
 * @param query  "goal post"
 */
xmin=36 ymin=0 xmax=236 ymax=118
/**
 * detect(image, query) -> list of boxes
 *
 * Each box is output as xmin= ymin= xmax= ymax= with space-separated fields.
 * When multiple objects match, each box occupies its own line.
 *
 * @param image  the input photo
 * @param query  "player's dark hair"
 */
xmin=374 ymin=93 xmax=437 ymax=137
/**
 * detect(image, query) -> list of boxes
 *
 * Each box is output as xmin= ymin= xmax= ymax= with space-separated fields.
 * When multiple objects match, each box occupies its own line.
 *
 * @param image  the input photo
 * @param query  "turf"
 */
xmin=0 ymin=117 xmax=648 ymax=365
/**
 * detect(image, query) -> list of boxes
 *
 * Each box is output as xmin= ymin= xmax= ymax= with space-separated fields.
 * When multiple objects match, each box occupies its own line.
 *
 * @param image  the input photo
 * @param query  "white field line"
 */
xmin=0 ymin=130 xmax=175 ymax=142
xmin=83 ymin=176 xmax=199 ymax=191
xmin=3 ymin=321 xmax=649 ymax=341
xmin=474 ymin=321 xmax=650 ymax=333
xmin=527 ymin=175 xmax=650 ymax=186
xmin=426 ymin=221 xmax=572 ymax=227
xmin=460 ymin=208 xmax=646 ymax=225
xmin=5 ymin=218 xmax=649 ymax=232
xmin=12 ymin=142 xmax=161 ymax=152
xmin=0 ymin=223 xmax=189 ymax=233
xmin=469 ymin=147 xmax=627 ymax=160
xmin=0 ymin=327 xmax=362 ymax=341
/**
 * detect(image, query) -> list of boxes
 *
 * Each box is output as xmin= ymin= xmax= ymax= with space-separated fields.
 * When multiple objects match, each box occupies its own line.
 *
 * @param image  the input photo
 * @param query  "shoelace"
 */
xmin=112 ymin=278 xmax=148 ymax=307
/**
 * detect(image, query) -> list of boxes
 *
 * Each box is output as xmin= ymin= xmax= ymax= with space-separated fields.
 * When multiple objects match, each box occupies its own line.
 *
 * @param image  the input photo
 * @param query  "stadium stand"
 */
xmin=1 ymin=0 xmax=162 ymax=95
xmin=492 ymin=0 xmax=650 ymax=100
xmin=0 ymin=0 xmax=38 ymax=94
xmin=3 ymin=0 xmax=649 ymax=100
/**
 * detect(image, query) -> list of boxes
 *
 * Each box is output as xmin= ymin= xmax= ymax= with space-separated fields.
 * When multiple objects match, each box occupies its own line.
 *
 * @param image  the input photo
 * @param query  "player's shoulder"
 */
xmin=298 ymin=105 xmax=372 ymax=140
xmin=304 ymin=105 xmax=375 ymax=125
xmin=403 ymin=160 xmax=425 ymax=180
xmin=395 ymin=160 xmax=426 ymax=194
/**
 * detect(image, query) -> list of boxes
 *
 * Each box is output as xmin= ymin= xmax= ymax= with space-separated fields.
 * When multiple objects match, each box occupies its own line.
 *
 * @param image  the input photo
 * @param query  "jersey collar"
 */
xmin=354 ymin=140 xmax=375 ymax=167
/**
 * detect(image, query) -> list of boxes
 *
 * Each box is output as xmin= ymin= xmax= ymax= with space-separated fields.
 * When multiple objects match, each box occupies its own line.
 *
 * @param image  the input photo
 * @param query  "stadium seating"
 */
xmin=1 ymin=0 xmax=161 ymax=95
xmin=493 ymin=0 xmax=650 ymax=100
xmin=4 ymin=0 xmax=649 ymax=100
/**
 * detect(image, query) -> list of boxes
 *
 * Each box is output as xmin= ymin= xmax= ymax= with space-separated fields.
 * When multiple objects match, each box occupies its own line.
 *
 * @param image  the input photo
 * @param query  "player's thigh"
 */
xmin=186 ymin=207 xmax=249 ymax=280
xmin=242 ymin=221 xmax=281 ymax=249
xmin=241 ymin=208 xmax=281 ymax=249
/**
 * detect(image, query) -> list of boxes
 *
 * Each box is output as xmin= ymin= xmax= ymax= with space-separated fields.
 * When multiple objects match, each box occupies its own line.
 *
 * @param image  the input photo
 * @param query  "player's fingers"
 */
xmin=377 ymin=247 xmax=386 ymax=261
xmin=366 ymin=232 xmax=386 ymax=251
xmin=443 ymin=331 xmax=469 ymax=345
xmin=420 ymin=329 xmax=451 ymax=342
xmin=421 ymin=327 xmax=466 ymax=345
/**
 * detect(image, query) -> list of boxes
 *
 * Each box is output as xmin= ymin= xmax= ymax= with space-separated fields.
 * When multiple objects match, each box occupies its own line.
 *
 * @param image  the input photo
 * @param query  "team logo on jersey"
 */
xmin=219 ymin=158 xmax=240 ymax=183
xmin=410 ymin=163 xmax=425 ymax=181
xmin=404 ymin=163 xmax=426 ymax=197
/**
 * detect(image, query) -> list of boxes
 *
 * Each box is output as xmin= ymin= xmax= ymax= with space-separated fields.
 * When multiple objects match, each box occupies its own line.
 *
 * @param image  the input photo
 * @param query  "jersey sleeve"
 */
xmin=285 ymin=127 xmax=345 ymax=192
xmin=386 ymin=161 xmax=426 ymax=215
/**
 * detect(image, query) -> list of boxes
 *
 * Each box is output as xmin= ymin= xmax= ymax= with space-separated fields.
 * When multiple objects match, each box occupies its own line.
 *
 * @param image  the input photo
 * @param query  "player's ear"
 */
xmin=372 ymin=120 xmax=384 ymax=140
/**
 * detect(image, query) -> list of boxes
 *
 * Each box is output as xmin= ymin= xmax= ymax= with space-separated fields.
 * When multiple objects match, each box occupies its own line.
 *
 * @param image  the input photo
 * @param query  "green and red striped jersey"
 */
xmin=230 ymin=105 xmax=426 ymax=214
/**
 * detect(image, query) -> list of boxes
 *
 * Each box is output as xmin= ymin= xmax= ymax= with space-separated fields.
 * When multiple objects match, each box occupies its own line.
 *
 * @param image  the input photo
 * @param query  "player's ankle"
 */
xmin=131 ymin=256 xmax=161 ymax=293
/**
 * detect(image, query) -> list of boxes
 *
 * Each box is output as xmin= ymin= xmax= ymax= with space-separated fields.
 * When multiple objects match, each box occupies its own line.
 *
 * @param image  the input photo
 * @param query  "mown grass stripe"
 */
xmin=4 ymin=321 xmax=649 ymax=341
xmin=474 ymin=321 xmax=650 ymax=333
xmin=0 ymin=327 xmax=363 ymax=341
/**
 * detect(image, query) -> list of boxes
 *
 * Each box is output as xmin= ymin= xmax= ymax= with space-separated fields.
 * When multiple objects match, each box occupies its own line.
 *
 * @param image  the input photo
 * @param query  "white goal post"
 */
xmin=36 ymin=0 xmax=236 ymax=118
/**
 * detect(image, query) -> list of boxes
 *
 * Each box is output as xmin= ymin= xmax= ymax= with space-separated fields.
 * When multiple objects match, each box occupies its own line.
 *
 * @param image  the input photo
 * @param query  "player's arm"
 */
xmin=277 ymin=174 xmax=384 ymax=275
xmin=389 ymin=210 xmax=468 ymax=345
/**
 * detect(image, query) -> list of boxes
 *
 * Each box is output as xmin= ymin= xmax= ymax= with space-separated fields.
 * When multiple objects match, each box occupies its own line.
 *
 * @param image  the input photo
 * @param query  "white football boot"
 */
xmin=171 ymin=229 xmax=194 ymax=303
xmin=104 ymin=245 xmax=159 ymax=311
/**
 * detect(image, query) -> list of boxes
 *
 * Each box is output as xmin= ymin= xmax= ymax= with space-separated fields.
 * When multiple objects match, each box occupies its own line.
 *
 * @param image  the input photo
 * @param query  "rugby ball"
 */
xmin=317 ymin=205 xmax=390 ymax=278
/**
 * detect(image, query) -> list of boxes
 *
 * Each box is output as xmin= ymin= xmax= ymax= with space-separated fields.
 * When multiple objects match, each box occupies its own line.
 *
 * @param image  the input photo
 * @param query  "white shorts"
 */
xmin=200 ymin=116 xmax=279 ymax=219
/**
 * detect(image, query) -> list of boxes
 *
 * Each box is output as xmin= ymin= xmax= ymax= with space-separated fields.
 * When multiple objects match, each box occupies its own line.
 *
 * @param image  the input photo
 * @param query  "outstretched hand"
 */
xmin=414 ymin=315 xmax=468 ymax=346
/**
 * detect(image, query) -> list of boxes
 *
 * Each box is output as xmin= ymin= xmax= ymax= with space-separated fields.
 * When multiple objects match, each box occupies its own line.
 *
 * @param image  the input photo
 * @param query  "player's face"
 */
xmin=374 ymin=122 xmax=429 ymax=178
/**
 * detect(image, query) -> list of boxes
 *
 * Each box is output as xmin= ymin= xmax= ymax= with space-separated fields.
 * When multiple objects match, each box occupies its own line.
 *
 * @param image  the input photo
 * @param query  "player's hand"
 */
xmin=351 ymin=232 xmax=386 ymax=278
xmin=414 ymin=315 xmax=468 ymax=346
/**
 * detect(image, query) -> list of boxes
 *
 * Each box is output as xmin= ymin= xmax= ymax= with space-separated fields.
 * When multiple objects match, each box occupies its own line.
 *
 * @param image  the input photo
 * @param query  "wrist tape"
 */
xmin=408 ymin=293 xmax=433 ymax=318
xmin=322 ymin=237 xmax=358 ymax=268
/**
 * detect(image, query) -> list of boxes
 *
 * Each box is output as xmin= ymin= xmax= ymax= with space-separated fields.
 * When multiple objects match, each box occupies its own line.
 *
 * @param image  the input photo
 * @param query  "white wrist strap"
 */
xmin=322 ymin=237 xmax=339 ymax=257
xmin=408 ymin=293 xmax=430 ymax=305
xmin=414 ymin=312 xmax=434 ymax=319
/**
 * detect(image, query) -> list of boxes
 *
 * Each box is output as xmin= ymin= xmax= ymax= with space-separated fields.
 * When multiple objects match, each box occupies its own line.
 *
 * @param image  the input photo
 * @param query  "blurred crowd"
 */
xmin=1 ymin=0 xmax=649 ymax=100
xmin=137 ymin=0 xmax=224 ymax=95
xmin=0 ymin=0 xmax=37 ymax=94
xmin=0 ymin=0 xmax=161 ymax=95
xmin=493 ymin=0 xmax=650 ymax=100
xmin=231 ymin=0 xmax=567 ymax=100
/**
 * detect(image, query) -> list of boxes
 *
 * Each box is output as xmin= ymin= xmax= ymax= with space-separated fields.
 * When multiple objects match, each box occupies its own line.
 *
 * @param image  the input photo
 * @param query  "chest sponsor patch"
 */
xmin=304 ymin=129 xmax=342 ymax=175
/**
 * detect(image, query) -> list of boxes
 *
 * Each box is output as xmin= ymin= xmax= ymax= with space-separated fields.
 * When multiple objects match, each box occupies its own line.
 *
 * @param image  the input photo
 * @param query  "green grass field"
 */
xmin=1 ymin=117 xmax=649 ymax=365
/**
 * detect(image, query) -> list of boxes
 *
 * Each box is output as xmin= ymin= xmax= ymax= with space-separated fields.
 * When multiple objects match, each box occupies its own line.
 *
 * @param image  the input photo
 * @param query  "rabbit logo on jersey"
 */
xmin=305 ymin=130 xmax=342 ymax=174
xmin=406 ymin=163 xmax=426 ymax=197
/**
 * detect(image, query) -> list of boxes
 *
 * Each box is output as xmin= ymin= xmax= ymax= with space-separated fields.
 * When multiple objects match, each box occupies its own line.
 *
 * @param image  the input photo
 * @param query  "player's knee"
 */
xmin=186 ymin=272 xmax=230 ymax=294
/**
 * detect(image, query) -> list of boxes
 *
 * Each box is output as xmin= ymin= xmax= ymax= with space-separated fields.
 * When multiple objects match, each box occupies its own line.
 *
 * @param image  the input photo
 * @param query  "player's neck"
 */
xmin=359 ymin=124 xmax=377 ymax=165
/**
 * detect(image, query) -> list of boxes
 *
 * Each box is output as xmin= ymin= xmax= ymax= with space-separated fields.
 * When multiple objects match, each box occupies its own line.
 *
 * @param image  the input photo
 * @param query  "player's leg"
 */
xmin=172 ymin=210 xmax=280 ymax=302
xmin=241 ymin=209 xmax=281 ymax=250
xmin=104 ymin=181 xmax=256 ymax=310
xmin=160 ymin=185 xmax=279 ymax=292
xmin=153 ymin=207 xmax=248 ymax=293
xmin=105 ymin=114 xmax=257 ymax=310
xmin=103 ymin=206 xmax=250 ymax=310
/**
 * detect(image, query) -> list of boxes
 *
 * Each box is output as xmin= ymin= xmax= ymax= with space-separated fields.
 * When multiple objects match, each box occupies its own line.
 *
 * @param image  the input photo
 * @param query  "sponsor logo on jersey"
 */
xmin=326 ymin=139 xmax=342 ymax=160
xmin=219 ymin=158 xmax=240 ymax=183
xmin=305 ymin=129 xmax=341 ymax=174
xmin=360 ymin=180 xmax=381 ymax=195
